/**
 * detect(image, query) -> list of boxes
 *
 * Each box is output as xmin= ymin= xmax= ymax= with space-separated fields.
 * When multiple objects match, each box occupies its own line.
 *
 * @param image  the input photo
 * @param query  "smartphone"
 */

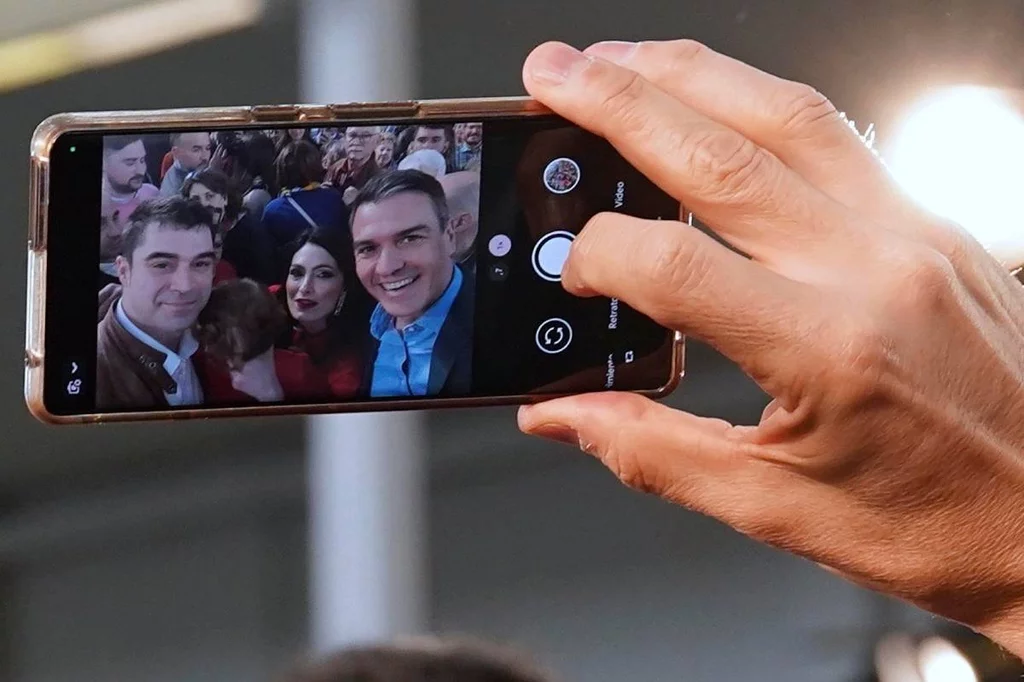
xmin=25 ymin=96 xmax=685 ymax=424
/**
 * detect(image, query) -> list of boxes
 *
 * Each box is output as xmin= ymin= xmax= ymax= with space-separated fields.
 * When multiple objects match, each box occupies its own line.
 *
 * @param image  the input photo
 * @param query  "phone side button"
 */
xmin=328 ymin=101 xmax=419 ymax=118
xmin=251 ymin=105 xmax=301 ymax=122
xmin=299 ymin=105 xmax=334 ymax=121
xmin=29 ymin=163 xmax=48 ymax=250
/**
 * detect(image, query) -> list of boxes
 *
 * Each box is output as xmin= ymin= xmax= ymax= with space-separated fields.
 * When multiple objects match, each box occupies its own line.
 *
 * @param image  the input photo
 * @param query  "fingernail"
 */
xmin=585 ymin=40 xmax=638 ymax=64
xmin=526 ymin=422 xmax=581 ymax=447
xmin=529 ymin=42 xmax=591 ymax=85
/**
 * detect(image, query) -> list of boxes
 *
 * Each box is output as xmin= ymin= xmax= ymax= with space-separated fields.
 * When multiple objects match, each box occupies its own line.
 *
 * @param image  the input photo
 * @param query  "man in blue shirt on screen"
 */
xmin=350 ymin=169 xmax=474 ymax=398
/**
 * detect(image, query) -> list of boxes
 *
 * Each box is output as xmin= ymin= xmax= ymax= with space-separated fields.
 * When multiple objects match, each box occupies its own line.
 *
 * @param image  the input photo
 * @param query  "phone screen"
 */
xmin=40 ymin=114 xmax=680 ymax=418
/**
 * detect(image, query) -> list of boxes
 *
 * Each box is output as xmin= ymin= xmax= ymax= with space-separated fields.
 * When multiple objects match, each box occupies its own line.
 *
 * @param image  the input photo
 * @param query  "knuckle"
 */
xmin=774 ymin=83 xmax=839 ymax=136
xmin=628 ymin=40 xmax=709 ymax=82
xmin=883 ymin=245 xmax=957 ymax=314
xmin=661 ymin=38 xmax=710 ymax=69
xmin=605 ymin=446 xmax=660 ymax=495
xmin=641 ymin=231 xmax=711 ymax=303
xmin=588 ymin=65 xmax=650 ymax=135
xmin=592 ymin=400 xmax=665 ymax=496
xmin=839 ymin=324 xmax=889 ymax=378
xmin=584 ymin=210 xmax=620 ymax=238
xmin=685 ymin=129 xmax=770 ymax=203
xmin=928 ymin=218 xmax=982 ymax=268
xmin=825 ymin=315 xmax=894 ymax=407
xmin=602 ymin=440 xmax=659 ymax=493
xmin=571 ymin=212 xmax=619 ymax=276
xmin=627 ymin=39 xmax=659 ymax=63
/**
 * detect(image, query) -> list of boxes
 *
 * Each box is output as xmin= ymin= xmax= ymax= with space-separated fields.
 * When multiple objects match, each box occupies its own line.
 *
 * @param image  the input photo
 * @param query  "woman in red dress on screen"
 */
xmin=271 ymin=227 xmax=371 ymax=399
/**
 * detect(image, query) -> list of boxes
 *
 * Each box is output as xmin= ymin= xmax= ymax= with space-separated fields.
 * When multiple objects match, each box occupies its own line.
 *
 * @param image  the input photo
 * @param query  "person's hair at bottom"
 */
xmin=194 ymin=278 xmax=287 ymax=365
xmin=277 ymin=636 xmax=558 ymax=682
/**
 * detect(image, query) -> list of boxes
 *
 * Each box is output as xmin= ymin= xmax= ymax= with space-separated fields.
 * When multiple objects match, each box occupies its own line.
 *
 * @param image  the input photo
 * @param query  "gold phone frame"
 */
xmin=25 ymin=95 xmax=686 ymax=425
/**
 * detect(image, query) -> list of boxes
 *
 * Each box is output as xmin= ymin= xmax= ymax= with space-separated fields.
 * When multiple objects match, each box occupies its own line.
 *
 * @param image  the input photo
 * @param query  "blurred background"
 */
xmin=2 ymin=0 xmax=1024 ymax=680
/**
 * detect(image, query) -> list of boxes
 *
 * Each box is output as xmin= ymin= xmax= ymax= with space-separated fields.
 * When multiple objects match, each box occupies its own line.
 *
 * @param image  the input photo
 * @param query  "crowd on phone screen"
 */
xmin=96 ymin=123 xmax=484 ymax=411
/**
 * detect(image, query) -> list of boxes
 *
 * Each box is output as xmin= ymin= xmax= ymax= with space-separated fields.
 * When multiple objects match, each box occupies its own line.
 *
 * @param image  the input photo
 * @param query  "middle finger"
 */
xmin=582 ymin=39 xmax=910 ymax=221
xmin=522 ymin=41 xmax=869 ymax=270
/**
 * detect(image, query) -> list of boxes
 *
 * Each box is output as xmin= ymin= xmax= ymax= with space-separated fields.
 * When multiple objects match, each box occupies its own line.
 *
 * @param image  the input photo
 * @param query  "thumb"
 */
xmin=518 ymin=392 xmax=792 ymax=533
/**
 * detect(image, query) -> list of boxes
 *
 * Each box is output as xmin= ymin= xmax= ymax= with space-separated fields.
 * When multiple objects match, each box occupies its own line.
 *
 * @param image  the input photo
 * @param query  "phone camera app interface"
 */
xmin=471 ymin=119 xmax=679 ymax=397
xmin=531 ymin=231 xmax=574 ymax=282
xmin=44 ymin=113 xmax=677 ymax=417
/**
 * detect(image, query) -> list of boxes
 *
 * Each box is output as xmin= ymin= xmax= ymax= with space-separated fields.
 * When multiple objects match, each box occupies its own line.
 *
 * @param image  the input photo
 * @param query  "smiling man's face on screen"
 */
xmin=117 ymin=220 xmax=217 ymax=346
xmin=351 ymin=190 xmax=456 ymax=329
xmin=350 ymin=170 xmax=458 ymax=330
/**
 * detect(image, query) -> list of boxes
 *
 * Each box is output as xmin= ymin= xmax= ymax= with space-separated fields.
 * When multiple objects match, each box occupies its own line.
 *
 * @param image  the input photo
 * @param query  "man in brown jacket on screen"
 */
xmin=95 ymin=196 xmax=218 ymax=411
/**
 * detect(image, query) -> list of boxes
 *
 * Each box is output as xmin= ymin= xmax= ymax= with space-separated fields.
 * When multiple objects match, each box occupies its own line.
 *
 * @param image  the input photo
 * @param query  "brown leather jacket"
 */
xmin=96 ymin=291 xmax=271 ymax=412
xmin=96 ymin=298 xmax=189 ymax=411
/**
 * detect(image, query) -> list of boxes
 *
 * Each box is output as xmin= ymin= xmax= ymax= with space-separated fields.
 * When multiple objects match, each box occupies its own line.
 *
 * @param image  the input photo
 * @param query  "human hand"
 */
xmin=209 ymin=144 xmax=231 ymax=173
xmin=517 ymin=39 xmax=1024 ymax=653
xmin=343 ymin=185 xmax=360 ymax=205
xmin=230 ymin=348 xmax=284 ymax=403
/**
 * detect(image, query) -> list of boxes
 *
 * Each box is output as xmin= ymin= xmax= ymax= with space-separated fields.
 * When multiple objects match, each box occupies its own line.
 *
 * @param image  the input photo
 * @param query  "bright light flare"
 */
xmin=887 ymin=86 xmax=1024 ymax=268
xmin=917 ymin=637 xmax=979 ymax=682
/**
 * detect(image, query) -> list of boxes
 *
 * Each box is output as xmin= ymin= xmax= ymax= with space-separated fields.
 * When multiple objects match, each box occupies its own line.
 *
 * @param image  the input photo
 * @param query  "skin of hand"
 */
xmin=210 ymin=145 xmax=231 ymax=173
xmin=516 ymin=39 xmax=1024 ymax=655
xmin=230 ymin=348 xmax=284 ymax=403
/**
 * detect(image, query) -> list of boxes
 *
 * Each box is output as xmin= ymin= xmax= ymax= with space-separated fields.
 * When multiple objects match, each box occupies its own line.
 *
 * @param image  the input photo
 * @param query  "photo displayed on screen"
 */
xmin=95 ymin=122 xmax=482 ymax=411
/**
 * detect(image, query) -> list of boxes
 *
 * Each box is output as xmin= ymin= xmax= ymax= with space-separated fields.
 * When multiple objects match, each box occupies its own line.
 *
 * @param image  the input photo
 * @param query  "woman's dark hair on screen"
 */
xmin=276 ymin=140 xmax=325 ymax=191
xmin=245 ymin=132 xmax=282 ymax=197
xmin=276 ymin=226 xmax=373 ymax=354
xmin=180 ymin=167 xmax=243 ymax=225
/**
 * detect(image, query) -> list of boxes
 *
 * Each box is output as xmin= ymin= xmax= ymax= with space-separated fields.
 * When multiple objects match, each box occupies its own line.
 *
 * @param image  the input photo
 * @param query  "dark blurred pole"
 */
xmin=299 ymin=0 xmax=427 ymax=653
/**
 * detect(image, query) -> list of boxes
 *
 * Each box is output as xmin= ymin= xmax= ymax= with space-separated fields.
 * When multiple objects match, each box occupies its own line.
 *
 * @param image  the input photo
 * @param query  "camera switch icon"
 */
xmin=536 ymin=318 xmax=573 ymax=354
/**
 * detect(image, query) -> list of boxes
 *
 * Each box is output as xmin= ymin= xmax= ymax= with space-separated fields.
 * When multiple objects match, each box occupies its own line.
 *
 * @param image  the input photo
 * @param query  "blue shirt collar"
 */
xmin=371 ymin=265 xmax=463 ymax=340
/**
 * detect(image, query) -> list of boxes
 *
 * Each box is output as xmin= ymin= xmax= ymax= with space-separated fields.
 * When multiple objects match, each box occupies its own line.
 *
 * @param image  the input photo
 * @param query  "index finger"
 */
xmin=567 ymin=212 xmax=820 ymax=393
xmin=582 ymin=40 xmax=901 ymax=217
xmin=522 ymin=41 xmax=867 ymax=269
